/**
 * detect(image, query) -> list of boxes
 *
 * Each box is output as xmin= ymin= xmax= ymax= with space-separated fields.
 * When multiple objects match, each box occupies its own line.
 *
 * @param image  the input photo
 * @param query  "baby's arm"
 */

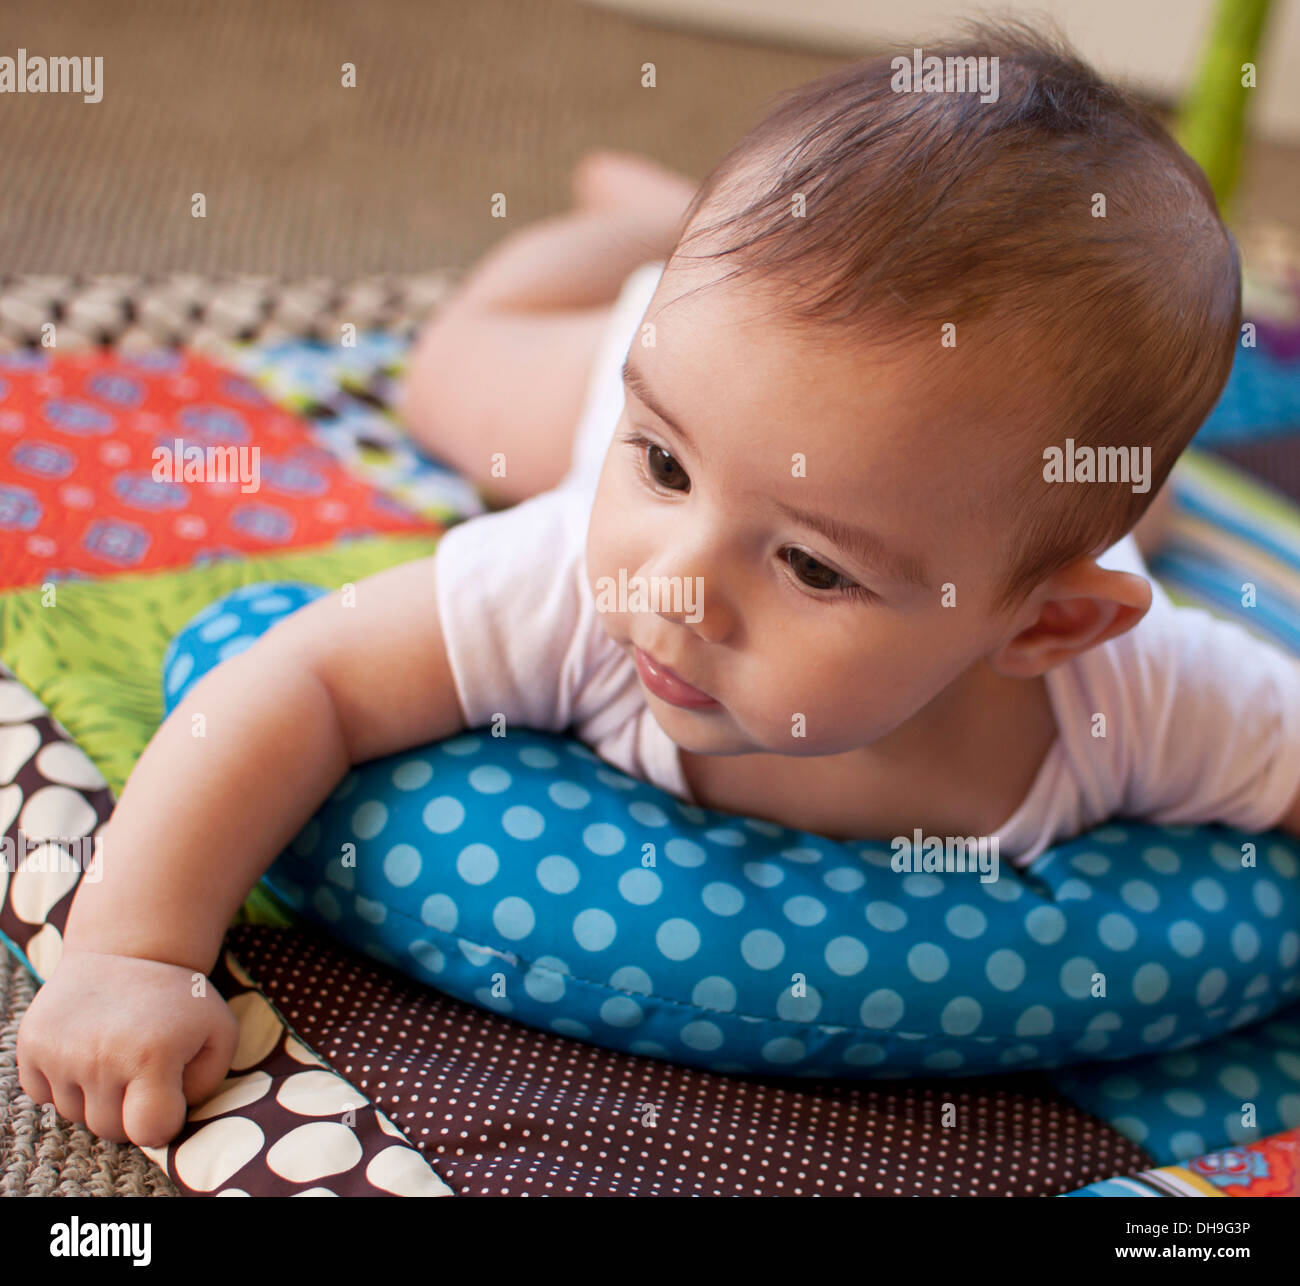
xmin=17 ymin=555 xmax=464 ymax=1147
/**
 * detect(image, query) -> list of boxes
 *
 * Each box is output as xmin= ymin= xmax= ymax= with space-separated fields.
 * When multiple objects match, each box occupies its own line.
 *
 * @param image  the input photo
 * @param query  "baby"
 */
xmin=18 ymin=22 xmax=1300 ymax=1149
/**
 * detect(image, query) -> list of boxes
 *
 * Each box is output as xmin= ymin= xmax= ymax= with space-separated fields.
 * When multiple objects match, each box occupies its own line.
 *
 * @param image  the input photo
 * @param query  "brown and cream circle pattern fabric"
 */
xmin=0 ymin=661 xmax=112 ymax=984
xmin=138 ymin=950 xmax=451 ymax=1197
xmin=228 ymin=923 xmax=1156 ymax=1197
xmin=0 ymin=662 xmax=450 ymax=1197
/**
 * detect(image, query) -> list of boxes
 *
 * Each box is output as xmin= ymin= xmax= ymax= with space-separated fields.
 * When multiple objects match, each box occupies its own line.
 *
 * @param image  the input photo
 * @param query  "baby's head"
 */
xmin=587 ymin=20 xmax=1240 ymax=758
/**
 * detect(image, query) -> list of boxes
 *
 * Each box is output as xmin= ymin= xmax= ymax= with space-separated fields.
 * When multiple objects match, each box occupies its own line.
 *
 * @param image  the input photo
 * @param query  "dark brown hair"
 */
xmin=669 ymin=18 xmax=1241 ymax=611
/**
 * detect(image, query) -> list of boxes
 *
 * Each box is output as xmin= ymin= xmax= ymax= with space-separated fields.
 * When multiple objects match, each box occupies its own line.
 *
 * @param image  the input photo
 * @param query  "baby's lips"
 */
xmin=634 ymin=646 xmax=719 ymax=708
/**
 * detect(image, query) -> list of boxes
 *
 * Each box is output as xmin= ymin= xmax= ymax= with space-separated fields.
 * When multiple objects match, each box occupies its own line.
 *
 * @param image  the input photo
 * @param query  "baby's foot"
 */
xmin=571 ymin=149 xmax=698 ymax=227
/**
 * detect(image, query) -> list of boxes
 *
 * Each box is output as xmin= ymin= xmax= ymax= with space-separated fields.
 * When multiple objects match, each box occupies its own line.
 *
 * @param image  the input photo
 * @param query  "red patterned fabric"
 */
xmin=0 ymin=351 xmax=432 ymax=591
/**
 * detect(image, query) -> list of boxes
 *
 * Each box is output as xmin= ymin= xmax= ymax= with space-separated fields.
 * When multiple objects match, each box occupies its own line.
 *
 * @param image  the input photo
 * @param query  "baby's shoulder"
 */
xmin=433 ymin=485 xmax=632 ymax=732
xmin=435 ymin=486 xmax=591 ymax=603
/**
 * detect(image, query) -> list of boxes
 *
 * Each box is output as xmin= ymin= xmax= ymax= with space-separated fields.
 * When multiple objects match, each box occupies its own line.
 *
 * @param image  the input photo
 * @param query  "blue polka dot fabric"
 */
xmin=163 ymin=582 xmax=1300 ymax=1079
xmin=1050 ymin=1010 xmax=1300 ymax=1165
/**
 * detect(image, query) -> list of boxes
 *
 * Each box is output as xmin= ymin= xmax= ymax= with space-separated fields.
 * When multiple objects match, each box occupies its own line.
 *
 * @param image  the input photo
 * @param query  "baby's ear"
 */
xmin=987 ymin=558 xmax=1153 ymax=678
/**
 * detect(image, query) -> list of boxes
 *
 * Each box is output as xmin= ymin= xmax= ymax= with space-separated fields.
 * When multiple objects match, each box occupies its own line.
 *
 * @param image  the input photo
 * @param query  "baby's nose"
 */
xmin=652 ymin=568 xmax=732 ymax=644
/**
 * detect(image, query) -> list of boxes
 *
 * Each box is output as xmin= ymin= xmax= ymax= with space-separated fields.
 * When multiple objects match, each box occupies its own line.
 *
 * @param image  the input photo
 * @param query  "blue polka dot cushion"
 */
xmin=163 ymin=582 xmax=1300 ymax=1079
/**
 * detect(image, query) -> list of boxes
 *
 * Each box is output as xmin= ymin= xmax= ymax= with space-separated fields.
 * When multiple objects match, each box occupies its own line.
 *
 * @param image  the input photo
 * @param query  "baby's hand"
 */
xmin=16 ymin=947 xmax=240 ymax=1149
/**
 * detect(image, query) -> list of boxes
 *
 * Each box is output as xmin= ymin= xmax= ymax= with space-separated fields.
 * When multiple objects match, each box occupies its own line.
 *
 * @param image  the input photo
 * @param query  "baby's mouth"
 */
xmin=633 ymin=647 xmax=719 ymax=710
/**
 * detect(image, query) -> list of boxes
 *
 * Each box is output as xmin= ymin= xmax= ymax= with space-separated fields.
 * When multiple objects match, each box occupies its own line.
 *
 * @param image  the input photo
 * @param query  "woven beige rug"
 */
xmin=0 ymin=0 xmax=846 ymax=278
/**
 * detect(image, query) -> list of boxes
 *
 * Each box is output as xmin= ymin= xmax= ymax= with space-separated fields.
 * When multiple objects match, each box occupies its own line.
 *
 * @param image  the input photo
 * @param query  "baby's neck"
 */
xmin=678 ymin=663 xmax=1057 ymax=843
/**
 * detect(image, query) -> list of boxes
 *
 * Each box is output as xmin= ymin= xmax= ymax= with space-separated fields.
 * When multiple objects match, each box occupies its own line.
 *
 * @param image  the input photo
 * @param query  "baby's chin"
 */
xmin=640 ymin=689 xmax=809 ymax=758
xmin=645 ymin=692 xmax=900 ymax=760
xmin=640 ymin=689 xmax=747 ymax=754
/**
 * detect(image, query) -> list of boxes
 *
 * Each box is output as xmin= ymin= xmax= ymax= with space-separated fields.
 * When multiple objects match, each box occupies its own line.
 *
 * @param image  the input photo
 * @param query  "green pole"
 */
xmin=1175 ymin=0 xmax=1274 ymax=214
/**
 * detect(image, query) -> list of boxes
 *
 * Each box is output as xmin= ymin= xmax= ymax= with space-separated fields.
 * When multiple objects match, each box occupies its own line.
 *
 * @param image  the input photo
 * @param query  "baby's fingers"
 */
xmin=181 ymin=1021 xmax=238 ymax=1108
xmin=122 ymin=1071 xmax=189 ymax=1150
xmin=15 ymin=1045 xmax=55 ymax=1110
xmin=49 ymin=1079 xmax=86 ymax=1132
xmin=82 ymin=1078 xmax=131 ymax=1145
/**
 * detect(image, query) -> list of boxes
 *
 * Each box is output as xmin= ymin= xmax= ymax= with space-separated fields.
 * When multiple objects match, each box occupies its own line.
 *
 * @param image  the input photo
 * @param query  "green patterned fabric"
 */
xmin=0 ymin=533 xmax=441 ymax=927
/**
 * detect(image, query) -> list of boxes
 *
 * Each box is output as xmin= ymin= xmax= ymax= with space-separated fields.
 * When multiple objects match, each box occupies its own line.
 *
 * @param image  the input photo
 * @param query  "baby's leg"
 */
xmin=400 ymin=152 xmax=697 ymax=506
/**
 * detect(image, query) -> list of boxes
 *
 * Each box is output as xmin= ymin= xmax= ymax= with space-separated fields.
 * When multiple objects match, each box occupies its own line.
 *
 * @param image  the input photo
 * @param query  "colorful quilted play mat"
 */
xmin=2 ymin=259 xmax=1300 ymax=1198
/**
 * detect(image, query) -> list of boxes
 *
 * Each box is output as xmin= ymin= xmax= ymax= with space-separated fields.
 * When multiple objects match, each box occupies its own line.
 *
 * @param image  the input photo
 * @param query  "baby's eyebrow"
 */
xmin=621 ymin=357 xmax=699 ymax=457
xmin=623 ymin=354 xmax=928 ymax=590
xmin=773 ymin=499 xmax=932 ymax=590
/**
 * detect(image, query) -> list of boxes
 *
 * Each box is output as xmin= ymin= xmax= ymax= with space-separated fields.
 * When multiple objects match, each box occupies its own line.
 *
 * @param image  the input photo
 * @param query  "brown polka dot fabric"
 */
xmin=228 ymin=923 xmax=1156 ymax=1197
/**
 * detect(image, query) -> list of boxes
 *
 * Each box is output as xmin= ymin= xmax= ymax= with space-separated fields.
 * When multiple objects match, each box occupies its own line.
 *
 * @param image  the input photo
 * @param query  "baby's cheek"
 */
xmin=588 ymin=479 xmax=645 ymax=571
xmin=793 ymin=648 xmax=917 ymax=741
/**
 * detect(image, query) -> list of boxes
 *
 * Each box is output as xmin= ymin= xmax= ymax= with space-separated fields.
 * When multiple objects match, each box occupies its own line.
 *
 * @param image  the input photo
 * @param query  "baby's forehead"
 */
xmin=638 ymin=293 xmax=1019 ymax=524
xmin=650 ymin=259 xmax=1023 ymax=430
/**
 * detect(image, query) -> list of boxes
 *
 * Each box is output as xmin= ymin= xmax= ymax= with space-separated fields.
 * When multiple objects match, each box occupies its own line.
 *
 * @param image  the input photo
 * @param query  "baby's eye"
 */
xmin=784 ymin=547 xmax=853 ymax=593
xmin=780 ymin=543 xmax=873 ymax=600
xmin=645 ymin=442 xmax=690 ymax=492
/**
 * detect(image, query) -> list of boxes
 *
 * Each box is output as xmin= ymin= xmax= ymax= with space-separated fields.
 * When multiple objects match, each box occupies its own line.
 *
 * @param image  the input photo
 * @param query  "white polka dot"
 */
xmin=420 ymin=893 xmax=458 ymax=933
xmin=382 ymin=844 xmax=421 ymax=887
xmin=469 ymin=765 xmax=512 ymax=794
xmin=227 ymin=991 xmax=284 ymax=1070
xmin=548 ymin=781 xmax=591 ymax=809
xmin=0 ymin=680 xmax=47 ymax=722
xmin=860 ymin=989 xmax=904 ymax=1029
xmin=0 ymin=723 xmax=40 ymax=784
xmin=189 ymin=1071 xmax=272 ymax=1120
xmin=518 ymin=746 xmax=558 ymax=769
xmin=350 ymin=800 xmax=387 ymax=841
xmin=276 ymin=1070 xmax=363 ymax=1116
xmin=761 ymin=1038 xmax=806 ymax=1064
xmin=456 ymin=843 xmax=499 ymax=885
xmin=19 ymin=785 xmax=96 ymax=841
xmin=907 ymin=943 xmax=948 ymax=982
xmin=35 ymin=741 xmax=106 ymax=789
xmin=174 ymin=1116 xmax=266 ymax=1191
xmin=536 ymin=854 xmax=580 ymax=894
xmin=656 ymin=918 xmax=701 ymax=960
xmin=365 ymin=1146 xmax=451 ymax=1196
xmin=392 ymin=759 xmax=433 ymax=790
xmin=628 ymin=801 xmax=668 ymax=827
xmin=266 ymin=1122 xmax=364 ymax=1182
xmin=503 ymin=806 xmax=545 ymax=840
xmin=783 ymin=895 xmax=826 ymax=926
xmin=573 ymin=908 xmax=617 ymax=951
xmin=701 ymin=881 xmax=744 ymax=916
xmin=582 ymin=823 xmax=625 ymax=855
xmin=681 ymin=1020 xmax=724 ymax=1051
xmin=493 ymin=896 xmax=536 ymax=939
xmin=618 ymin=868 xmax=662 ymax=905
xmin=600 ymin=996 xmax=644 ymax=1027
xmin=740 ymin=929 xmax=785 ymax=970
xmin=422 ymin=797 xmax=465 ymax=834
xmin=664 ymin=838 xmax=706 ymax=867
xmin=691 ymin=976 xmax=736 ymax=1011
xmin=825 ymin=936 xmax=868 ymax=976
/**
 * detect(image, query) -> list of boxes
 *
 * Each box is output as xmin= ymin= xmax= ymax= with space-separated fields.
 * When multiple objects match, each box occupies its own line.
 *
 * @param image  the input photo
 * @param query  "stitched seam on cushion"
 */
xmin=275 ymin=873 xmax=1180 ymax=1046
